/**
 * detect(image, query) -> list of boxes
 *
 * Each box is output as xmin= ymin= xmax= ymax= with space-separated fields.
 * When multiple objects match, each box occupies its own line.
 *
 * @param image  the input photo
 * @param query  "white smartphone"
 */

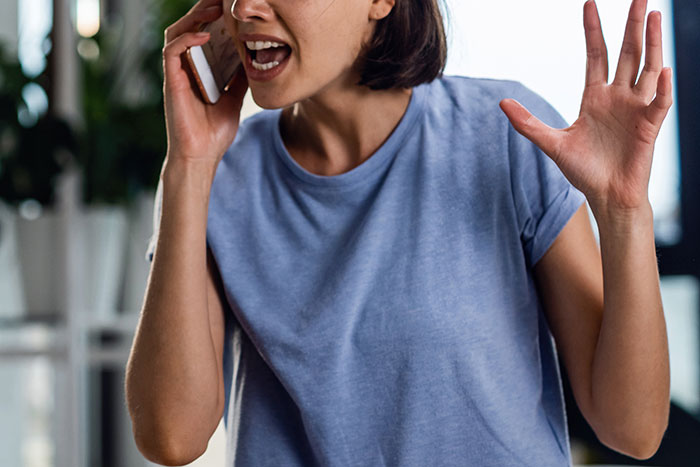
xmin=185 ymin=17 xmax=241 ymax=104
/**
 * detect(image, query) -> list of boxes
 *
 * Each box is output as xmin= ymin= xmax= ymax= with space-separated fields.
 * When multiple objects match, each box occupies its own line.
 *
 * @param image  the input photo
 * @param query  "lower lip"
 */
xmin=243 ymin=48 xmax=291 ymax=82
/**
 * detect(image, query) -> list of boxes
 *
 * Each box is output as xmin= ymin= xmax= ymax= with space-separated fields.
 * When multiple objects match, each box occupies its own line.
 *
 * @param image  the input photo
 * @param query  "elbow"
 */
xmin=596 ymin=419 xmax=668 ymax=461
xmin=127 ymin=401 xmax=219 ymax=466
xmin=126 ymin=399 xmax=221 ymax=466
xmin=601 ymin=434 xmax=664 ymax=461
xmin=127 ymin=403 xmax=209 ymax=466
xmin=587 ymin=390 xmax=670 ymax=461
xmin=133 ymin=431 xmax=207 ymax=466
xmin=124 ymin=364 xmax=223 ymax=465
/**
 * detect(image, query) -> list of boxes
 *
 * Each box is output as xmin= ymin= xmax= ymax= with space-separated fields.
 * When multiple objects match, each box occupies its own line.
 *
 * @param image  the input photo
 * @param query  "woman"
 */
xmin=126 ymin=0 xmax=672 ymax=465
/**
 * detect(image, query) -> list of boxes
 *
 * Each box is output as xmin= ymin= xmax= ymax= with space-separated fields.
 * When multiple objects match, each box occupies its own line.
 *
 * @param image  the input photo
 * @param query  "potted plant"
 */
xmin=72 ymin=0 xmax=196 ymax=317
xmin=0 ymin=44 xmax=77 ymax=318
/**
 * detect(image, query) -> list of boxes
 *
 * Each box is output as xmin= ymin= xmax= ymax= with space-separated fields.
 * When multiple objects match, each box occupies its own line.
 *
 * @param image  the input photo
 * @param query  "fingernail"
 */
xmin=195 ymin=32 xmax=210 ymax=38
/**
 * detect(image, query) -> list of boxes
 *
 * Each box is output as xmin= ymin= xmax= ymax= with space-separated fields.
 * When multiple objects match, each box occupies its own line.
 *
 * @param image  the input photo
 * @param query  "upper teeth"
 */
xmin=246 ymin=41 xmax=285 ymax=50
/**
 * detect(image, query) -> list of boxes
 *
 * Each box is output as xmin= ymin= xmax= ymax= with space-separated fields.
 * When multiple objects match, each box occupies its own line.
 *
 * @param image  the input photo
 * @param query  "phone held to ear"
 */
xmin=186 ymin=17 xmax=241 ymax=105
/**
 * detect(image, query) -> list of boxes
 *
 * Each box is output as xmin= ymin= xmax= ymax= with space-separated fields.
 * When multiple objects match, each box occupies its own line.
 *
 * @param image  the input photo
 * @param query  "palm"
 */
xmin=166 ymin=60 xmax=247 ymax=161
xmin=559 ymin=84 xmax=660 ymax=208
xmin=501 ymin=0 xmax=673 ymax=212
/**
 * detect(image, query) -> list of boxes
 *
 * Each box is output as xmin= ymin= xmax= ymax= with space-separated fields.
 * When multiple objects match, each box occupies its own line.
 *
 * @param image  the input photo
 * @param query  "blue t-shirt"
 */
xmin=146 ymin=75 xmax=586 ymax=466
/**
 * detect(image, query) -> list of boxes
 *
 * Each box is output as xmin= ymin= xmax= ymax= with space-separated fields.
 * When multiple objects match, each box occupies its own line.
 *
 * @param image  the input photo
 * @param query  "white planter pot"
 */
xmin=14 ymin=207 xmax=62 ymax=317
xmin=0 ymin=364 xmax=26 ymax=467
xmin=0 ymin=202 xmax=25 ymax=318
xmin=81 ymin=205 xmax=129 ymax=322
xmin=120 ymin=191 xmax=156 ymax=315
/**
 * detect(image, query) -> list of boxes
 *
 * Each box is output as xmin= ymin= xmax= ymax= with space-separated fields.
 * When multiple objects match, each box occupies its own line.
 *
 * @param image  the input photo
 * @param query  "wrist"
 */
xmin=162 ymin=155 xmax=218 ymax=195
xmin=163 ymin=153 xmax=218 ymax=177
xmin=589 ymin=199 xmax=654 ymax=238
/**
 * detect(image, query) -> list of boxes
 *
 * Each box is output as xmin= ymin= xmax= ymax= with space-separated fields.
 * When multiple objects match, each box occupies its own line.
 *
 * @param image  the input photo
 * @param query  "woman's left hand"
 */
xmin=500 ymin=0 xmax=673 ymax=215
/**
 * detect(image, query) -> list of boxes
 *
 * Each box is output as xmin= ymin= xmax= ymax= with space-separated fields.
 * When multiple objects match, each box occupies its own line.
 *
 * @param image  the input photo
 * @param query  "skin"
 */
xmin=152 ymin=0 xmax=671 ymax=461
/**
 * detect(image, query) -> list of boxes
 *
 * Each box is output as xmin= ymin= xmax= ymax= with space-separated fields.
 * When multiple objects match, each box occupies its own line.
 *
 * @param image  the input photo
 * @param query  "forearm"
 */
xmin=126 ymin=157 xmax=222 ymax=460
xmin=589 ymin=201 xmax=670 ymax=457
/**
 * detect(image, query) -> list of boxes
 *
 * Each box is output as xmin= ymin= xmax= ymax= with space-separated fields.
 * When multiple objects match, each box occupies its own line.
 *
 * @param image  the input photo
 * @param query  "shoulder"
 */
xmin=232 ymin=109 xmax=278 ymax=145
xmin=431 ymin=74 xmax=525 ymax=103
xmin=217 ymin=109 xmax=279 ymax=171
xmin=426 ymin=75 xmax=567 ymax=129
xmin=211 ymin=109 xmax=280 ymax=200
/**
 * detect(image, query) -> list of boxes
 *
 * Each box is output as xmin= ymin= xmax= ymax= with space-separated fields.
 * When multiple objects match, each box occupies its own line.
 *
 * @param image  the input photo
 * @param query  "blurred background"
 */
xmin=0 ymin=0 xmax=698 ymax=466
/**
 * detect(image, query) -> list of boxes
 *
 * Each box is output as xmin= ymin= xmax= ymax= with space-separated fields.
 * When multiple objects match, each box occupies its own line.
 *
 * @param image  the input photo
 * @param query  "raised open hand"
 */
xmin=500 ymin=0 xmax=673 ymax=214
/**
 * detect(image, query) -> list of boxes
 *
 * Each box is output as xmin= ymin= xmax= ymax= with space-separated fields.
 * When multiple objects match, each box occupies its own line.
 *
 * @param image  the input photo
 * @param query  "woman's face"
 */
xmin=222 ymin=0 xmax=387 ymax=109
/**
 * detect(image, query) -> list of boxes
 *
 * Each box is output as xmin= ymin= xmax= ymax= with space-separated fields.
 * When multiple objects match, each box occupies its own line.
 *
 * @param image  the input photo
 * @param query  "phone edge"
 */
xmin=185 ymin=47 xmax=217 ymax=105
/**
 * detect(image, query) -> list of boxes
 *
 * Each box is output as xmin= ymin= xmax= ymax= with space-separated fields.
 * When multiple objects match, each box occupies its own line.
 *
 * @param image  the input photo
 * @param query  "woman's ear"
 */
xmin=369 ymin=0 xmax=395 ymax=21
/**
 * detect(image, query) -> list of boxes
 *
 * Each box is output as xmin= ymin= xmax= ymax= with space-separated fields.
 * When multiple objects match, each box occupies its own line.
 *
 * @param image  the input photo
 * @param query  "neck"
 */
xmin=280 ymin=79 xmax=413 ymax=176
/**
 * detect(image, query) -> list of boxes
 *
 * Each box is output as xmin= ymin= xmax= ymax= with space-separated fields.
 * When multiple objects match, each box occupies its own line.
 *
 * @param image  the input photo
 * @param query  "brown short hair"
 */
xmin=356 ymin=0 xmax=448 ymax=90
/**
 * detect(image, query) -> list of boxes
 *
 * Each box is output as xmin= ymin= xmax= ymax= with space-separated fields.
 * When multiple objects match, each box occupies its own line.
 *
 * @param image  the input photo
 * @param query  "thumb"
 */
xmin=499 ymin=98 xmax=562 ymax=162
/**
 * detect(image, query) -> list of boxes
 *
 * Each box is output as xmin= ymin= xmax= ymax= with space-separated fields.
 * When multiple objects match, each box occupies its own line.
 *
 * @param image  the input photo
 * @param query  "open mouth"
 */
xmin=245 ymin=41 xmax=292 ymax=71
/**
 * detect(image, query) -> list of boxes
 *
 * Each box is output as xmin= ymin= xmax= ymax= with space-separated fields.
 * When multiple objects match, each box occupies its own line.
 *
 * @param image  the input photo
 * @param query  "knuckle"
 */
xmin=644 ymin=60 xmax=662 ymax=73
xmin=587 ymin=48 xmax=603 ymax=60
xmin=620 ymin=41 xmax=640 ymax=56
xmin=190 ymin=0 xmax=204 ymax=12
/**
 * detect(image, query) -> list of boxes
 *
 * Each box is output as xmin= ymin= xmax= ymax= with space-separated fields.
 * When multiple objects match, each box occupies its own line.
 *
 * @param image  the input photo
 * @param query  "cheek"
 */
xmin=297 ymin=15 xmax=366 ymax=63
xmin=222 ymin=1 xmax=236 ymax=33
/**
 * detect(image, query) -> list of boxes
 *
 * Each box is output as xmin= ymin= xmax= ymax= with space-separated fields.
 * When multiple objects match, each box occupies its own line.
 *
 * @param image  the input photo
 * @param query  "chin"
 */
xmin=248 ymin=86 xmax=298 ymax=110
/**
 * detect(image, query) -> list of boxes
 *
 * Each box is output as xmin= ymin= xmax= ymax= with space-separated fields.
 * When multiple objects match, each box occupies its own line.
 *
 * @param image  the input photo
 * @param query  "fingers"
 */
xmin=583 ymin=0 xmax=609 ymax=87
xmin=164 ymin=0 xmax=223 ymax=44
xmin=162 ymin=32 xmax=211 ymax=82
xmin=612 ymin=0 xmax=648 ymax=87
xmin=186 ymin=0 xmax=223 ymax=14
xmin=635 ymin=10 xmax=663 ymax=99
xmin=646 ymin=67 xmax=673 ymax=126
xmin=499 ymin=99 xmax=563 ymax=162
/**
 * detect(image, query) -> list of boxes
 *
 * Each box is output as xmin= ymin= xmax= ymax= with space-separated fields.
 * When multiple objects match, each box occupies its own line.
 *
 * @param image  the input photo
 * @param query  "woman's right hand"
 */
xmin=162 ymin=0 xmax=248 ymax=167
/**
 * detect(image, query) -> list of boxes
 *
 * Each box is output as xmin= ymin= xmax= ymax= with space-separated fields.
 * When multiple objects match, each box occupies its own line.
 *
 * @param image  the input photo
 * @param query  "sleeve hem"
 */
xmin=529 ymin=186 xmax=587 ymax=266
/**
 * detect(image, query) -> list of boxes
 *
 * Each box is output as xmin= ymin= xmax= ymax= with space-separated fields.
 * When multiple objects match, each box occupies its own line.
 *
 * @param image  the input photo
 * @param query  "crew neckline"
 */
xmin=271 ymin=83 xmax=427 ymax=188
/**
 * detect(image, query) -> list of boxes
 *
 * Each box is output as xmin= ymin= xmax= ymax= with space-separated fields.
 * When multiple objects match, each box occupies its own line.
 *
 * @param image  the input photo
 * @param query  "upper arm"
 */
xmin=533 ymin=203 xmax=604 ymax=424
xmin=206 ymin=246 xmax=227 ymax=420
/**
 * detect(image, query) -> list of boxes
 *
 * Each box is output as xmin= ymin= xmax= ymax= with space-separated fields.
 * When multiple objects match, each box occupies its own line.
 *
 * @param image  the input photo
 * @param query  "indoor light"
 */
xmin=76 ymin=0 xmax=100 ymax=38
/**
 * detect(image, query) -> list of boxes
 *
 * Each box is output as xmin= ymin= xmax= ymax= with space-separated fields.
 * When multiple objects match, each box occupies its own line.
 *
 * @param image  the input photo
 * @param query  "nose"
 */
xmin=231 ymin=0 xmax=272 ymax=22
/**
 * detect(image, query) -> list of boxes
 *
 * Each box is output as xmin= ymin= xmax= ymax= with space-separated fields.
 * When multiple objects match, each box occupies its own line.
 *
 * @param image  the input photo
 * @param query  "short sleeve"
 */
xmin=145 ymin=178 xmax=163 ymax=263
xmin=507 ymin=83 xmax=587 ymax=267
